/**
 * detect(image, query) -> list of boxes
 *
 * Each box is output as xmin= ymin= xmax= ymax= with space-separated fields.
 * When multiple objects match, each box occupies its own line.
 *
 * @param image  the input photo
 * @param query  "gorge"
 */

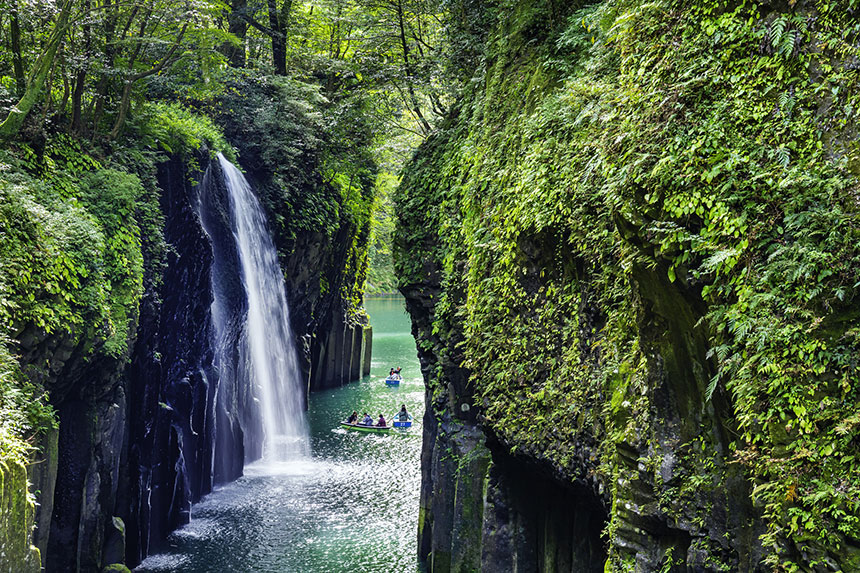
xmin=1 ymin=0 xmax=860 ymax=572
xmin=394 ymin=0 xmax=860 ymax=571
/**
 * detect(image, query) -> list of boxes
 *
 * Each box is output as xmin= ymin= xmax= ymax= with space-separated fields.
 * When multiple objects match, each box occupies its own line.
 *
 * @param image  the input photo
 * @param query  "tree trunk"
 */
xmin=91 ymin=0 xmax=117 ymax=136
xmin=60 ymin=72 xmax=70 ymax=115
xmin=70 ymin=72 xmax=86 ymax=133
xmin=10 ymin=4 xmax=25 ymax=96
xmin=224 ymin=0 xmax=249 ymax=67
xmin=109 ymin=81 xmax=133 ymax=140
xmin=70 ymin=0 xmax=91 ymax=134
xmin=267 ymin=0 xmax=287 ymax=75
xmin=41 ymin=55 xmax=60 ymax=122
xmin=395 ymin=0 xmax=431 ymax=134
xmin=108 ymin=23 xmax=187 ymax=140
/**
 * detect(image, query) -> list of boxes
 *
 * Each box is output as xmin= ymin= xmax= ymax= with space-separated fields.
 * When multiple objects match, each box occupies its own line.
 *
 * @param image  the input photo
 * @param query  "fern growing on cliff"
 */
xmin=395 ymin=0 xmax=860 ymax=569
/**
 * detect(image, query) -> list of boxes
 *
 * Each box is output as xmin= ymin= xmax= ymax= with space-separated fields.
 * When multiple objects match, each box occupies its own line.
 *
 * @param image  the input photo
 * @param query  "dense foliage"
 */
xmin=0 ymin=0 xmax=461 ymax=490
xmin=0 ymin=141 xmax=149 ymax=462
xmin=365 ymin=172 xmax=399 ymax=293
xmin=395 ymin=0 xmax=860 ymax=569
xmin=0 ymin=0 xmax=465 ymax=305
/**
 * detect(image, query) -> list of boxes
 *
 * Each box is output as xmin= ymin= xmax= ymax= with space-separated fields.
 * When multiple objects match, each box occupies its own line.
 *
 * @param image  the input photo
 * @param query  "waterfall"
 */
xmin=200 ymin=153 xmax=309 ymax=464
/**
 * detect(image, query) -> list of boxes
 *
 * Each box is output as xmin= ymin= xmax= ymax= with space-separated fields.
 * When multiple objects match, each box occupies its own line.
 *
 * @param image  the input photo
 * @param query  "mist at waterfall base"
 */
xmin=213 ymin=154 xmax=308 ymax=462
xmin=137 ymin=160 xmax=425 ymax=573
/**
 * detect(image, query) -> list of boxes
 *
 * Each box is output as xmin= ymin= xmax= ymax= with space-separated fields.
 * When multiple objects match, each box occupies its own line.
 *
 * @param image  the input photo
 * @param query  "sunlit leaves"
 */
xmin=397 ymin=0 xmax=860 ymax=568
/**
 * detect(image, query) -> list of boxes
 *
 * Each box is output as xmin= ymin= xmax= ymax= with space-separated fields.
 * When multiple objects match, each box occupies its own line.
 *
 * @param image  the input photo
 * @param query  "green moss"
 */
xmin=0 ymin=137 xmax=153 ymax=480
xmin=132 ymin=102 xmax=235 ymax=162
xmin=0 ymin=460 xmax=41 ymax=573
xmin=396 ymin=0 xmax=860 ymax=569
xmin=430 ymin=550 xmax=452 ymax=573
xmin=451 ymin=436 xmax=491 ymax=570
xmin=0 ymin=149 xmax=146 ymax=358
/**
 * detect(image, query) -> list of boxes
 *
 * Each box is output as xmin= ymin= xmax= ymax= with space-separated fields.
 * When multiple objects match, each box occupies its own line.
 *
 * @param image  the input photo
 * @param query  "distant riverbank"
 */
xmin=364 ymin=291 xmax=402 ymax=298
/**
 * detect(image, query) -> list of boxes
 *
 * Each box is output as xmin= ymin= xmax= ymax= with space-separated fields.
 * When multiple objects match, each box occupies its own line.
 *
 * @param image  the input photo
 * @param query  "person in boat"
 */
xmin=376 ymin=413 xmax=387 ymax=427
xmin=347 ymin=410 xmax=358 ymax=424
xmin=361 ymin=412 xmax=373 ymax=425
xmin=395 ymin=366 xmax=402 ymax=376
xmin=389 ymin=368 xmax=395 ymax=378
xmin=396 ymin=404 xmax=411 ymax=422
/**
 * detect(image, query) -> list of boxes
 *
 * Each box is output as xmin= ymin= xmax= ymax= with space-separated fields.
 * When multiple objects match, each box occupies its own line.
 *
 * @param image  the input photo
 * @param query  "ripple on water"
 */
xmin=170 ymin=518 xmax=221 ymax=541
xmin=136 ymin=298 xmax=424 ymax=572
xmin=136 ymin=553 xmax=190 ymax=571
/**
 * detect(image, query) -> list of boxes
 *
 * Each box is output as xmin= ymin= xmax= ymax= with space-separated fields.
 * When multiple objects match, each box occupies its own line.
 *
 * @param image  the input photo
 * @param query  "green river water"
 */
xmin=136 ymin=296 xmax=424 ymax=572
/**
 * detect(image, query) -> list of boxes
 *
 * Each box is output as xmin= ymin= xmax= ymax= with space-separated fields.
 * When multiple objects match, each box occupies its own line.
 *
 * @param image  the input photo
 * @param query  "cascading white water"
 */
xmin=216 ymin=153 xmax=309 ymax=461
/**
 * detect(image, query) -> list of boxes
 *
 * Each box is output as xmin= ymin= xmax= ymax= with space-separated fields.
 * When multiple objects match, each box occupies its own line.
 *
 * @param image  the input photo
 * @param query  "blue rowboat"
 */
xmin=384 ymin=376 xmax=401 ymax=386
xmin=392 ymin=420 xmax=412 ymax=428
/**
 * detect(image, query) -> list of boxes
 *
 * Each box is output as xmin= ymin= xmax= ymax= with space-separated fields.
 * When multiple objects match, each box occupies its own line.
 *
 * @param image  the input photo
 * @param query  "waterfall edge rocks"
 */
xmin=4 ymin=144 xmax=373 ymax=572
xmin=123 ymin=152 xmax=368 ymax=567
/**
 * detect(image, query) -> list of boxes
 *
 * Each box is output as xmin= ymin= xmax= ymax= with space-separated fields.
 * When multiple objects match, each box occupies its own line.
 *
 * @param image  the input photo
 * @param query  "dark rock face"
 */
xmin=405 ymin=269 xmax=610 ymax=572
xmin=0 ymin=459 xmax=42 ymax=572
xmin=125 ymin=155 xmax=227 ymax=563
xmin=610 ymin=263 xmax=766 ymax=571
xmin=11 ymin=297 xmax=134 ymax=572
xmin=396 ymin=0 xmax=860 ymax=568
xmin=121 ymin=154 xmax=370 ymax=568
xmin=399 ymin=205 xmax=763 ymax=573
xmin=481 ymin=449 xmax=607 ymax=572
xmin=244 ymin=171 xmax=372 ymax=393
xmin=392 ymin=1 xmax=774 ymax=568
xmin=26 ymin=428 xmax=57 ymax=561
xmin=20 ymin=146 xmax=370 ymax=571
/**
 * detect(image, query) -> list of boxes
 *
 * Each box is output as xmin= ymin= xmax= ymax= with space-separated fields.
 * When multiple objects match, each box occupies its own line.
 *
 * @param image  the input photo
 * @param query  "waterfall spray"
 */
xmin=206 ymin=153 xmax=309 ymax=462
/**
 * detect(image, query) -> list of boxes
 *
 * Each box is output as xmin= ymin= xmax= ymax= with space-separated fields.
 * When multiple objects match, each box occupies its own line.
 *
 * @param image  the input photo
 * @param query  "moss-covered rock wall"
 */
xmin=0 ymin=77 xmax=375 ymax=571
xmin=1 ymin=143 xmax=147 ymax=572
xmin=396 ymin=0 xmax=860 ymax=570
xmin=0 ymin=459 xmax=41 ymax=573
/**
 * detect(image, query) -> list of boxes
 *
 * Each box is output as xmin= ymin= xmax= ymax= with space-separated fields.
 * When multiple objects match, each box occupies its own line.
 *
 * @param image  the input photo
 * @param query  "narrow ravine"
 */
xmin=136 ymin=297 xmax=424 ymax=572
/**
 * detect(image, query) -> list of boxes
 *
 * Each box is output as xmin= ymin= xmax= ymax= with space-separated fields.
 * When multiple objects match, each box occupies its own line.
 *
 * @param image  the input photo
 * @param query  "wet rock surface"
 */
xmin=404 ymin=270 xmax=611 ymax=572
xmin=11 ymin=290 xmax=136 ymax=572
xmin=125 ymin=156 xmax=226 ymax=563
xmin=12 ymin=148 xmax=371 ymax=572
xmin=398 ymin=218 xmax=766 ymax=572
xmin=0 ymin=459 xmax=42 ymax=573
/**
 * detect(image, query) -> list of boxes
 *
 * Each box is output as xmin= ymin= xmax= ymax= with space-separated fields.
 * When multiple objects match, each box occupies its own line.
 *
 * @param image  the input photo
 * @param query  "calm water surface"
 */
xmin=137 ymin=296 xmax=424 ymax=572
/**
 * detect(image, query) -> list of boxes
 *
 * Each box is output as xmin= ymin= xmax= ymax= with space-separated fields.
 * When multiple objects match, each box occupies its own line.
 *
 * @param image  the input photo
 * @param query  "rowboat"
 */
xmin=384 ymin=375 xmax=401 ymax=386
xmin=340 ymin=422 xmax=392 ymax=434
xmin=392 ymin=419 xmax=412 ymax=428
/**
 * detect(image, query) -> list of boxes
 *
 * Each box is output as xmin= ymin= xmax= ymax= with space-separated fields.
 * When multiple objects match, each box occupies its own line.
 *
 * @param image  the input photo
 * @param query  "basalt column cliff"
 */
xmin=0 ymin=76 xmax=375 ymax=571
xmin=395 ymin=1 xmax=860 ymax=571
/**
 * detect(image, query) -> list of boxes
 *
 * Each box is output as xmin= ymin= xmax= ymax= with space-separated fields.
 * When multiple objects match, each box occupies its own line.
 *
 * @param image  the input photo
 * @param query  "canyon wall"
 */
xmin=396 ymin=0 xmax=860 ymax=570
xmin=1 ymin=86 xmax=374 ymax=570
xmin=125 ymin=152 xmax=372 ymax=564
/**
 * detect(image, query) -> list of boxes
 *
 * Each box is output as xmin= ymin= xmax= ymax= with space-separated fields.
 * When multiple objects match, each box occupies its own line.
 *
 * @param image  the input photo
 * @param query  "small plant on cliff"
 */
xmin=0 ymin=339 xmax=56 ymax=465
xmin=131 ymin=102 xmax=235 ymax=163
